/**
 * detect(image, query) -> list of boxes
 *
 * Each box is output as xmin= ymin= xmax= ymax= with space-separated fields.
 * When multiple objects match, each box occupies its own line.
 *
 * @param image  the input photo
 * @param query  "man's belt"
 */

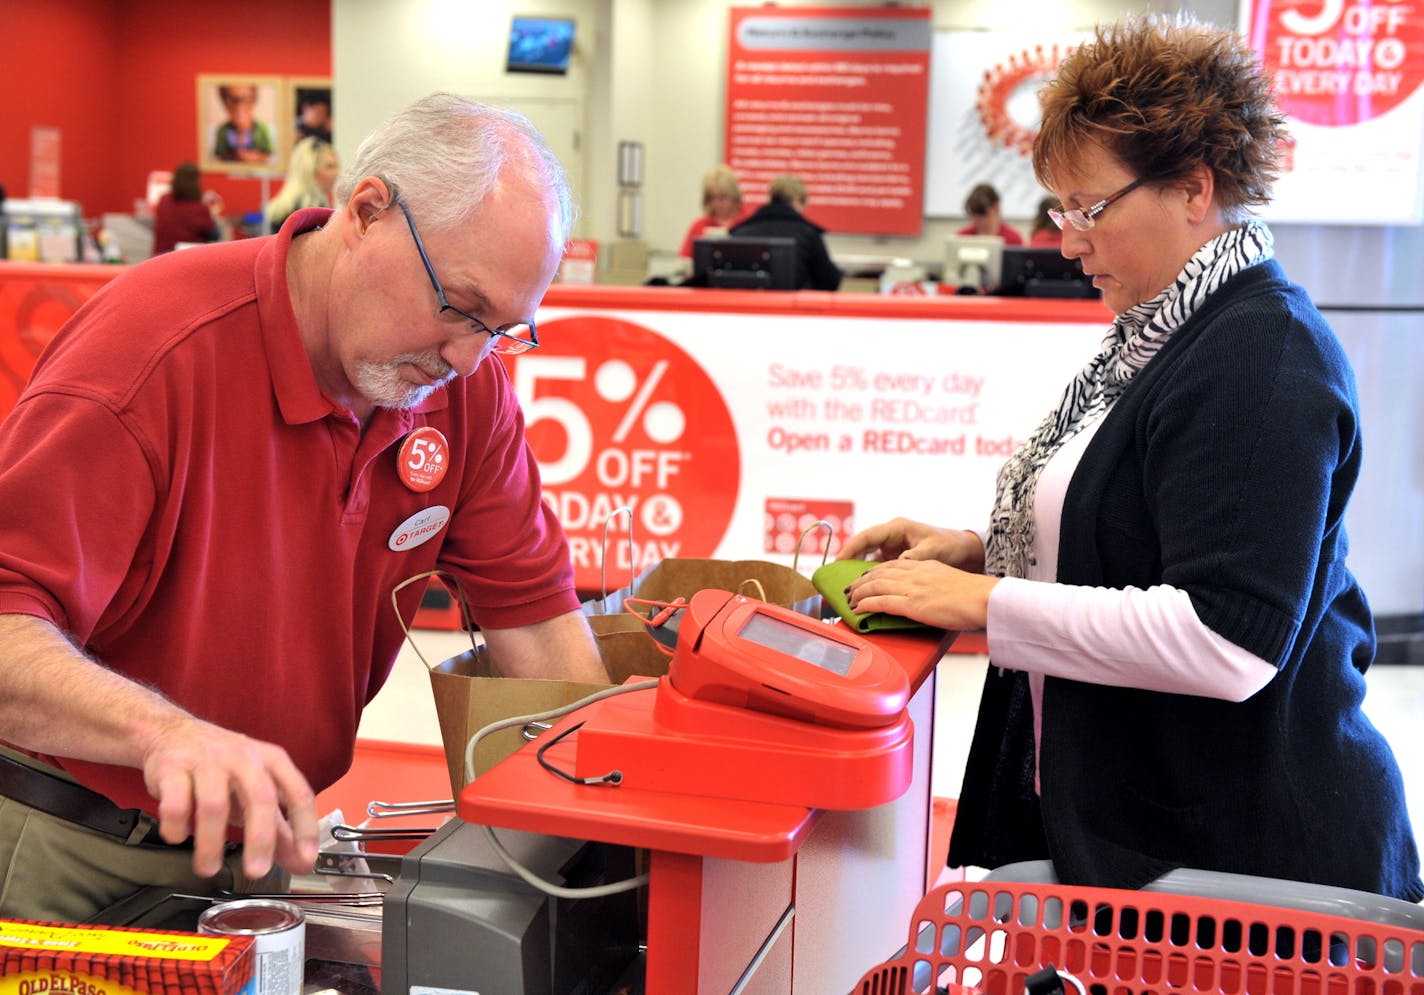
xmin=0 ymin=750 xmax=175 ymax=847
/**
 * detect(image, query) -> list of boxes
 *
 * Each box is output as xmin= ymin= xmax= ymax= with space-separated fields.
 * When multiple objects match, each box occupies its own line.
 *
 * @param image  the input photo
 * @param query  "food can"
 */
xmin=199 ymin=898 xmax=305 ymax=995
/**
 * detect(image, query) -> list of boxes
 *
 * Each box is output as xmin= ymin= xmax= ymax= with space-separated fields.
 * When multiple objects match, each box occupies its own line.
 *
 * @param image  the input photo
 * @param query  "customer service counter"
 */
xmin=8 ymin=258 xmax=1415 ymax=626
xmin=0 ymin=262 xmax=1112 ymax=592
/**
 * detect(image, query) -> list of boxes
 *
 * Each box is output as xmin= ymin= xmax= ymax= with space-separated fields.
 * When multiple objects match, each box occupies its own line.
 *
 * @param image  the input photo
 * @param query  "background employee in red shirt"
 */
xmin=957 ymin=181 xmax=1025 ymax=245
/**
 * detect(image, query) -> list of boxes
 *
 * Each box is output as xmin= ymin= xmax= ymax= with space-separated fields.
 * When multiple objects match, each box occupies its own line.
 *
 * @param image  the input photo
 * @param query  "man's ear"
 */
xmin=345 ymin=177 xmax=392 ymax=236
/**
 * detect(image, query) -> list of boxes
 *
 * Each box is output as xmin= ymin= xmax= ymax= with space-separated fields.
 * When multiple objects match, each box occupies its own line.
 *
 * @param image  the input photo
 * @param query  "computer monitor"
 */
xmin=997 ymin=246 xmax=1099 ymax=299
xmin=692 ymin=236 xmax=799 ymax=290
xmin=943 ymin=235 xmax=1004 ymax=293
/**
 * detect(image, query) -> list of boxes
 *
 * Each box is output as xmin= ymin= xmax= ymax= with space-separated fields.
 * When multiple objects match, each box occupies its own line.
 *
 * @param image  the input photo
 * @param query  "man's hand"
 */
xmin=0 ymin=614 xmax=320 ymax=882
xmin=142 ymin=718 xmax=319 ymax=880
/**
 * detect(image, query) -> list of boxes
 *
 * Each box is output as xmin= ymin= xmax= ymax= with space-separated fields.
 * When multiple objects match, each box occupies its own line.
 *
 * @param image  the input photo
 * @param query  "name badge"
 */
xmin=388 ymin=505 xmax=451 ymax=551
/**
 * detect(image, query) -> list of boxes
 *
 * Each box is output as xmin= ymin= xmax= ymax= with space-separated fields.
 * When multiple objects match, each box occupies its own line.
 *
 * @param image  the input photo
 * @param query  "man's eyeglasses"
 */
xmin=394 ymin=200 xmax=539 ymax=355
xmin=1047 ymin=176 xmax=1148 ymax=232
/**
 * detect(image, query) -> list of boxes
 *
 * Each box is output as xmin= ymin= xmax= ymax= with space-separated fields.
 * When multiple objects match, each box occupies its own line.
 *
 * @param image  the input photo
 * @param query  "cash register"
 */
xmin=96 ymin=589 xmax=934 ymax=993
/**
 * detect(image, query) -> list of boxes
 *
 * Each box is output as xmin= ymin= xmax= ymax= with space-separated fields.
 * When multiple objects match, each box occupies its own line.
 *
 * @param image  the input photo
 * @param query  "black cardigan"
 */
xmin=947 ymin=260 xmax=1424 ymax=901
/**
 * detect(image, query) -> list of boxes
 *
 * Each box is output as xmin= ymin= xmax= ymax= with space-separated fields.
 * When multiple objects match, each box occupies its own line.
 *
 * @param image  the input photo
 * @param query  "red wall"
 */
xmin=1 ymin=0 xmax=330 ymax=221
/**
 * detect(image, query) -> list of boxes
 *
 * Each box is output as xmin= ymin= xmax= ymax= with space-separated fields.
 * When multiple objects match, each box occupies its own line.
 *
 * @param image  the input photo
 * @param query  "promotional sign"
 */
xmin=725 ymin=6 xmax=933 ymax=236
xmin=1244 ymin=0 xmax=1424 ymax=223
xmin=557 ymin=238 xmax=599 ymax=285
xmin=513 ymin=314 xmax=742 ymax=579
xmin=514 ymin=305 xmax=1105 ymax=591
xmin=925 ymin=31 xmax=1089 ymax=219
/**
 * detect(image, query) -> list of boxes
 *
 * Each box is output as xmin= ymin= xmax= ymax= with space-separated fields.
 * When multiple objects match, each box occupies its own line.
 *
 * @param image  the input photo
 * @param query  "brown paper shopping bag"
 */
xmin=585 ymin=557 xmax=823 ymax=619
xmin=637 ymin=558 xmax=821 ymax=615
xmin=395 ymin=571 xmax=667 ymax=798
xmin=425 ymin=645 xmax=612 ymax=796
xmin=582 ymin=507 xmax=825 ymax=624
xmin=580 ymin=551 xmax=829 ymax=694
xmin=394 ymin=572 xmax=609 ymax=795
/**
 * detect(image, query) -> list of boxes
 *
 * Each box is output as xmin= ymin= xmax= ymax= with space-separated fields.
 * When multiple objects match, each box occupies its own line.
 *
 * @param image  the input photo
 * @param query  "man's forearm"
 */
xmin=481 ymin=610 xmax=609 ymax=683
xmin=0 ymin=613 xmax=187 ymax=768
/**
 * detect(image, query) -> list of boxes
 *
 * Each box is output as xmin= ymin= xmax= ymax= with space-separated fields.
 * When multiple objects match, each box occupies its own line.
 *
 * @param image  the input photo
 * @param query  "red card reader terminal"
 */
xmin=657 ymin=588 xmax=911 ymax=729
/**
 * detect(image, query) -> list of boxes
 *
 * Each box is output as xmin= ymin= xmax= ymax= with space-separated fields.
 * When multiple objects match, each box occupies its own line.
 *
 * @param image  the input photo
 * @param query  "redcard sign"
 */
xmin=725 ymin=6 xmax=932 ymax=236
xmin=1244 ymin=0 xmax=1424 ymax=222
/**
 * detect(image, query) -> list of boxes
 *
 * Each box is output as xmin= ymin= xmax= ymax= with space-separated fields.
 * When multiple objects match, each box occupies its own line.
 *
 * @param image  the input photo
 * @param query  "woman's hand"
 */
xmin=846 ymin=557 xmax=998 ymax=632
xmin=839 ymin=517 xmax=986 ymax=573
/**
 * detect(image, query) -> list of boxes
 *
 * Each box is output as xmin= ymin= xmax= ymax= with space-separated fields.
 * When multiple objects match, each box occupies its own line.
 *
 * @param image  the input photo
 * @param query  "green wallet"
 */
xmin=812 ymin=559 xmax=932 ymax=634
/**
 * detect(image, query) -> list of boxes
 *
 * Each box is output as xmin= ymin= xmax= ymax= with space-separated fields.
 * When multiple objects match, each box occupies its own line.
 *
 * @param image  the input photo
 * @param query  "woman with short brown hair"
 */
xmin=842 ymin=14 xmax=1422 ymax=900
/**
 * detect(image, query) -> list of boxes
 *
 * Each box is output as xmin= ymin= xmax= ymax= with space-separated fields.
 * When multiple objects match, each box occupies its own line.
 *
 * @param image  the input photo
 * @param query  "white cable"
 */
xmin=463 ymin=678 xmax=660 ymax=900
xmin=463 ymin=679 xmax=660 ymax=785
xmin=479 ymin=824 xmax=649 ymax=899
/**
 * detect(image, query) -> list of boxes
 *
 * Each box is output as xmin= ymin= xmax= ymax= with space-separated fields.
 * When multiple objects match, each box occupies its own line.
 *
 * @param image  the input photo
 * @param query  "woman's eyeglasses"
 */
xmin=1048 ymin=177 xmax=1148 ymax=232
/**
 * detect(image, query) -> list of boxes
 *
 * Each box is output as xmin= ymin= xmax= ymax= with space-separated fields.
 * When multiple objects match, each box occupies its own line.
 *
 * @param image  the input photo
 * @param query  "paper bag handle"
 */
xmin=792 ymin=519 xmax=834 ymax=576
xmin=391 ymin=570 xmax=478 ymax=669
xmin=737 ymin=578 xmax=769 ymax=602
xmin=598 ymin=505 xmax=636 ymax=610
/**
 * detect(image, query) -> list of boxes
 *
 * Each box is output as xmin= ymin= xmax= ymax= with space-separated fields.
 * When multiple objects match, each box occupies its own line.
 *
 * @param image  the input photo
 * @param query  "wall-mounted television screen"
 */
xmin=506 ymin=16 xmax=576 ymax=75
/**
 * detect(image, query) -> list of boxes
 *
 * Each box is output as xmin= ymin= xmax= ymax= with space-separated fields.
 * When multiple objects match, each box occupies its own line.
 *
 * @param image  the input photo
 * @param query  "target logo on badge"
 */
xmin=506 ymin=315 xmax=740 ymax=588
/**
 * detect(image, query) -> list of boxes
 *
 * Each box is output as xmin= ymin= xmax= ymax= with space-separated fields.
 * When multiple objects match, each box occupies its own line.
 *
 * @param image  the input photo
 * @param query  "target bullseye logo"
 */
xmin=975 ymin=44 xmax=1071 ymax=154
xmin=507 ymin=315 xmax=739 ymax=585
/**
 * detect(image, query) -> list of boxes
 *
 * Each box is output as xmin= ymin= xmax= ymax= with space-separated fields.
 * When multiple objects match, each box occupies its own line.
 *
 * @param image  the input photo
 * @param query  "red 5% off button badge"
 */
xmin=397 ymin=426 xmax=449 ymax=493
xmin=506 ymin=315 xmax=740 ymax=588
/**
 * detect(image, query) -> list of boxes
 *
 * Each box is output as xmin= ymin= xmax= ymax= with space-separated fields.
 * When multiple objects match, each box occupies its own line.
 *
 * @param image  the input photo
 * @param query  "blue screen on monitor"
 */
xmin=507 ymin=17 xmax=576 ymax=74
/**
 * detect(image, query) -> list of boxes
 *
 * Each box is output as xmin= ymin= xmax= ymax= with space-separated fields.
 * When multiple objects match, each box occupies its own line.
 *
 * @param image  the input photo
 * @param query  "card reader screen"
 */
xmin=737 ymin=613 xmax=858 ymax=677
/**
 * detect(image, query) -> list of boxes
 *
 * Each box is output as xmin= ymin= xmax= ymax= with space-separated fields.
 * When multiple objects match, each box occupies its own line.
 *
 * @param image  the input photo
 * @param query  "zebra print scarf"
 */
xmin=983 ymin=220 xmax=1274 ymax=579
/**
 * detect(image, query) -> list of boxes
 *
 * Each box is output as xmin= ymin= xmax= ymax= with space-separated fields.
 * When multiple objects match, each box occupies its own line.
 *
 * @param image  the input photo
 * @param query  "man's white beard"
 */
xmin=353 ymin=353 xmax=453 ymax=410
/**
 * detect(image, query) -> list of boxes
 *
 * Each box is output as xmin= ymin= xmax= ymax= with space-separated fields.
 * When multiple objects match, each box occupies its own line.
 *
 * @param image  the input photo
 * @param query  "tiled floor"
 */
xmin=359 ymin=633 xmax=1424 ymax=861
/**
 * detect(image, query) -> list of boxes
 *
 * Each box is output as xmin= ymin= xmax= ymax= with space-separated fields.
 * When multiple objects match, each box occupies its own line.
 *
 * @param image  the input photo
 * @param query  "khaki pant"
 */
xmin=0 ymin=795 xmax=288 ymax=923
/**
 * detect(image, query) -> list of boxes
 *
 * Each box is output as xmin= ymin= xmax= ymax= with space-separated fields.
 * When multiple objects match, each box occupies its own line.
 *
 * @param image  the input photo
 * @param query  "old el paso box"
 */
xmin=0 ymin=919 xmax=255 ymax=995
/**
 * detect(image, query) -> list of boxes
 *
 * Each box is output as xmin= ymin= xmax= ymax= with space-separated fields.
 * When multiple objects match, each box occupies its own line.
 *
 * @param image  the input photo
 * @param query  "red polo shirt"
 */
xmin=0 ymin=209 xmax=579 ymax=812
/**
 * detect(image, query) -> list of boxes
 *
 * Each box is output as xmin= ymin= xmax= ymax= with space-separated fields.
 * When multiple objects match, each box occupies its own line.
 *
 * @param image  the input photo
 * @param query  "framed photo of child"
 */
xmin=197 ymin=74 xmax=285 ymax=173
xmin=287 ymin=78 xmax=333 ymax=156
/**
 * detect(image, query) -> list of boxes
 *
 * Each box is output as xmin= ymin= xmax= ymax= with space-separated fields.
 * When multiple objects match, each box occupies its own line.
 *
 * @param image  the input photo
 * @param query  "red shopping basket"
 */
xmin=854 ymin=879 xmax=1424 ymax=995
